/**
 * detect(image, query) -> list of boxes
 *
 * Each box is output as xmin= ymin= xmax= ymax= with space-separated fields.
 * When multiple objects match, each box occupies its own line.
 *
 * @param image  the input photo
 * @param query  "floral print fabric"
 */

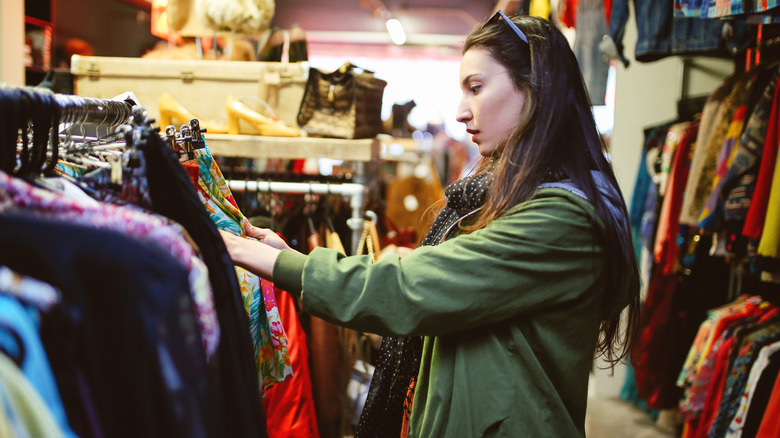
xmin=193 ymin=145 xmax=292 ymax=395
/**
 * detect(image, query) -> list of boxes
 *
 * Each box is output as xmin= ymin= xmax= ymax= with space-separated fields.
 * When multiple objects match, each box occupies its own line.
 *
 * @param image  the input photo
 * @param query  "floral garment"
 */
xmin=193 ymin=145 xmax=292 ymax=395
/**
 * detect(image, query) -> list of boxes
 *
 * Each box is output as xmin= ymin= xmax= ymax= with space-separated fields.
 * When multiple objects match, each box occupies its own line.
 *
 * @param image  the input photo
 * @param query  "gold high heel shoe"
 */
xmin=226 ymin=95 xmax=300 ymax=137
xmin=158 ymin=92 xmax=229 ymax=134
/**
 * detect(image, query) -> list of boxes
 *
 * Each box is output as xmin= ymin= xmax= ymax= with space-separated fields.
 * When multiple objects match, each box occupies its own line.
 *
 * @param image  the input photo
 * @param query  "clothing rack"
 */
xmin=1 ymin=86 xmax=137 ymax=126
xmin=54 ymin=93 xmax=135 ymax=127
xmin=1 ymin=87 xmax=141 ymax=176
xmin=226 ymin=179 xmax=367 ymax=253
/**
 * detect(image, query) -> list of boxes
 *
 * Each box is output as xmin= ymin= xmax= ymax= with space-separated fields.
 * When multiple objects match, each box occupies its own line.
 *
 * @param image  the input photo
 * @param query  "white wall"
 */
xmin=0 ymin=0 xmax=25 ymax=86
xmin=593 ymin=3 xmax=732 ymax=398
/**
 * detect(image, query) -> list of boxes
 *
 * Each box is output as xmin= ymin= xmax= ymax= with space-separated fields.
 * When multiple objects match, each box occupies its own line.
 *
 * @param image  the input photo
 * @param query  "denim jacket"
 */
xmin=603 ymin=0 xmax=737 ymax=64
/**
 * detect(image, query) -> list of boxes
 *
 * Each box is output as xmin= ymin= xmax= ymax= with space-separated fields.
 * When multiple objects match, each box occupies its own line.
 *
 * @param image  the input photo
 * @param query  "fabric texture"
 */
xmin=138 ymin=130 xmax=268 ymax=437
xmin=681 ymin=76 xmax=751 ymax=226
xmin=0 ymin=352 xmax=66 ymax=438
xmin=573 ymin=0 xmax=610 ymax=105
xmin=674 ymin=0 xmax=780 ymax=17
xmin=708 ymin=322 xmax=780 ymax=438
xmin=755 ymin=366 xmax=780 ymax=437
xmin=193 ymin=145 xmax=292 ymax=394
xmin=0 ymin=295 xmax=76 ymax=437
xmin=722 ymin=71 xmax=780 ymax=223
xmin=743 ymin=74 xmax=780 ymax=239
xmin=262 ymin=285 xmax=320 ymax=438
xmin=757 ymin=141 xmax=780 ymax=258
xmin=0 ymin=212 xmax=214 ymax=438
xmin=0 ymin=169 xmax=220 ymax=359
xmin=697 ymin=105 xmax=749 ymax=230
xmin=606 ymin=0 xmax=732 ymax=64
xmin=725 ymin=341 xmax=780 ymax=437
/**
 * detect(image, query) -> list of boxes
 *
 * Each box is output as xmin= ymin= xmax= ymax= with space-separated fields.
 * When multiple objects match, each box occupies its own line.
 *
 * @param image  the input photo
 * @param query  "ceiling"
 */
xmin=270 ymin=0 xmax=512 ymax=48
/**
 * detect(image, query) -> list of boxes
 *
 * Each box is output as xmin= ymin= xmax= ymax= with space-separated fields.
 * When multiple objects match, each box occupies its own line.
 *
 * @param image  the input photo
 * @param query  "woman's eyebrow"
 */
xmin=461 ymin=73 xmax=479 ymax=87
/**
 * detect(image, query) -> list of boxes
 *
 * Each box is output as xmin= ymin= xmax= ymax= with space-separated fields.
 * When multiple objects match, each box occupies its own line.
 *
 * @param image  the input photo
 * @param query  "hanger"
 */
xmin=306 ymin=182 xmax=318 ymax=235
xmin=0 ymin=88 xmax=15 ymax=173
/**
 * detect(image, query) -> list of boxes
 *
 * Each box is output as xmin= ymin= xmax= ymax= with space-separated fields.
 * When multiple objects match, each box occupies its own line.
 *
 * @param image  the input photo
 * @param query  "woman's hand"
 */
xmin=242 ymin=217 xmax=291 ymax=251
xmin=219 ymin=223 xmax=284 ymax=280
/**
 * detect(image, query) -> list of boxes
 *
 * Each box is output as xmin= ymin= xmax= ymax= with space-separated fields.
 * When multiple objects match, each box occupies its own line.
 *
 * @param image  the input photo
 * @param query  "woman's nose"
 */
xmin=456 ymin=99 xmax=471 ymax=124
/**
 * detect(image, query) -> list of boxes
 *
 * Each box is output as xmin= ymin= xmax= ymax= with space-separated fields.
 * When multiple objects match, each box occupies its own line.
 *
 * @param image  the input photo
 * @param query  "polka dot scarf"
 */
xmin=421 ymin=171 xmax=493 ymax=245
xmin=355 ymin=171 xmax=492 ymax=438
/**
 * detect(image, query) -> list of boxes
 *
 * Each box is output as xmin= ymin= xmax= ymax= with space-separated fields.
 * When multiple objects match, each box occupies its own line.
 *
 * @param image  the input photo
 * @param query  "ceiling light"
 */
xmin=385 ymin=18 xmax=406 ymax=45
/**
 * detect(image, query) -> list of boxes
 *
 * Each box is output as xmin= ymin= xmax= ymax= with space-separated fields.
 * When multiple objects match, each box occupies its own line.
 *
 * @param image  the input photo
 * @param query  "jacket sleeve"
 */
xmin=297 ymin=191 xmax=606 ymax=337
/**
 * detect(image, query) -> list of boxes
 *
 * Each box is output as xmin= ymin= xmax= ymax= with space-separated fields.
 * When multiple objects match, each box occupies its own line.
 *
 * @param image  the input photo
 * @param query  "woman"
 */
xmin=221 ymin=12 xmax=640 ymax=437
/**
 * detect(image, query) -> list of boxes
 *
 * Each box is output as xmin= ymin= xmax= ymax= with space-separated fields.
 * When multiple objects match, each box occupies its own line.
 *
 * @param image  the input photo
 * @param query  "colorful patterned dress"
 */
xmin=193 ymin=144 xmax=292 ymax=395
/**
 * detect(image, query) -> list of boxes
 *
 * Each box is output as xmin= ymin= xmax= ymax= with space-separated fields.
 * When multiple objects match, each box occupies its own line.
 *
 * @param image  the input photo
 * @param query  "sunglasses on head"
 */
xmin=490 ymin=10 xmax=528 ymax=45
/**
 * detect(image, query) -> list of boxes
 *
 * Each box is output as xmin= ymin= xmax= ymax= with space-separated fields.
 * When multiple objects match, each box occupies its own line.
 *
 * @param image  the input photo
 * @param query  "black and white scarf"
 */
xmin=355 ymin=172 xmax=492 ymax=438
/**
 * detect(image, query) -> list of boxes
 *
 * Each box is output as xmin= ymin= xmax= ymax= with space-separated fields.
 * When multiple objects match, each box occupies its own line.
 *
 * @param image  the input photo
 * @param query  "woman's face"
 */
xmin=456 ymin=47 xmax=528 ymax=156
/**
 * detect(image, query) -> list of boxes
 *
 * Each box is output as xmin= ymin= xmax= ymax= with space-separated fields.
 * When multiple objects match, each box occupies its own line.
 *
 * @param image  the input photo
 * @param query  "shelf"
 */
xmin=376 ymin=136 xmax=424 ymax=162
xmin=204 ymin=133 xmax=380 ymax=162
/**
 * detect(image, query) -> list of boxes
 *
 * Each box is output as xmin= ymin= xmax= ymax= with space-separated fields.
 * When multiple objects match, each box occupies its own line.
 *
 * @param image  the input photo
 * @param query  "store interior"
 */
xmin=3 ymin=0 xmax=780 ymax=437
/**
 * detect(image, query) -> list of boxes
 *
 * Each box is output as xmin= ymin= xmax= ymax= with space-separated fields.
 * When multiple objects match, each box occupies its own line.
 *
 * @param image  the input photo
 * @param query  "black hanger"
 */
xmin=43 ymin=91 xmax=61 ymax=176
xmin=15 ymin=89 xmax=32 ymax=176
xmin=306 ymin=182 xmax=318 ymax=236
xmin=0 ymin=89 xmax=11 ymax=173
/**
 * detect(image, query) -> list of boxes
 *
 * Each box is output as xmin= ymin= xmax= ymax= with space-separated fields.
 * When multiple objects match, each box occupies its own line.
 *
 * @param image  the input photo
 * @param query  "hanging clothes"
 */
xmin=573 ymin=0 xmax=610 ymax=105
xmin=292 ymin=210 xmax=359 ymax=438
xmin=757 ymin=149 xmax=780 ymax=259
xmin=743 ymin=78 xmax=780 ymax=240
xmin=0 ymin=87 xmax=270 ymax=438
xmin=0 ymin=351 xmax=67 ymax=438
xmin=0 ymin=294 xmax=75 ymax=438
xmin=262 ymin=283 xmax=320 ymax=438
xmin=0 ymin=212 xmax=215 ymax=438
xmin=674 ymin=0 xmax=780 ymax=18
xmin=192 ymin=144 xmax=292 ymax=395
xmin=754 ymin=369 xmax=780 ymax=436
xmin=682 ymin=75 xmax=753 ymax=228
xmin=0 ymin=170 xmax=220 ymax=358
xmin=698 ymin=105 xmax=750 ymax=231
xmin=724 ymin=339 xmax=780 ymax=437
xmin=721 ymin=71 xmax=780 ymax=225
xmin=633 ymin=122 xmax=699 ymax=409
xmin=120 ymin=118 xmax=270 ymax=438
xmin=605 ymin=0 xmax=736 ymax=64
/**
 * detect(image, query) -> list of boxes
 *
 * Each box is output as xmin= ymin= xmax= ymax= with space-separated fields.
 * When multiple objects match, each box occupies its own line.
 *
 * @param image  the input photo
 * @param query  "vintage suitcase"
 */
xmin=71 ymin=55 xmax=307 ymax=135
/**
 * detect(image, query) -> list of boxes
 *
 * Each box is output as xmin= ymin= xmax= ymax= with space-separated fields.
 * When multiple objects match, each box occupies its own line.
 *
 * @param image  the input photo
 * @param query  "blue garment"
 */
xmin=676 ymin=0 xmax=780 ymax=17
xmin=606 ymin=0 xmax=735 ymax=63
xmin=0 ymin=295 xmax=77 ymax=438
xmin=573 ymin=0 xmax=610 ymax=105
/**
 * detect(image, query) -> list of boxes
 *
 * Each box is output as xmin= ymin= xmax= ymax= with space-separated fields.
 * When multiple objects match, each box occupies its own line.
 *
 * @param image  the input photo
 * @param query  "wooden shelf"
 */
xmin=376 ymin=136 xmax=424 ymax=162
xmin=204 ymin=133 xmax=380 ymax=161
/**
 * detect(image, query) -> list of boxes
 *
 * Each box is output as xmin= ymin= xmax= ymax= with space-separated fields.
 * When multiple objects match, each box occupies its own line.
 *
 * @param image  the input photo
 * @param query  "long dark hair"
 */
xmin=462 ymin=14 xmax=640 ymax=367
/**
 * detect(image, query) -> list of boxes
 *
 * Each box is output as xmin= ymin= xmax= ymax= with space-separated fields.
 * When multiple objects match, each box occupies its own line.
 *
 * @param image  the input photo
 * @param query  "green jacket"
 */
xmin=274 ymin=188 xmax=610 ymax=437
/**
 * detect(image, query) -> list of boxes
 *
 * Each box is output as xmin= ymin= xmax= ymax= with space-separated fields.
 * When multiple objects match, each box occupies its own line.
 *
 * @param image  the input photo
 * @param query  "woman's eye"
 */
xmin=469 ymin=85 xmax=481 ymax=94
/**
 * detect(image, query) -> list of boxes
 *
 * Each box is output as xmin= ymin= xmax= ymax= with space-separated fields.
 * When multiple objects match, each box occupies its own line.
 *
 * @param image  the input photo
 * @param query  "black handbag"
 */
xmin=296 ymin=62 xmax=387 ymax=139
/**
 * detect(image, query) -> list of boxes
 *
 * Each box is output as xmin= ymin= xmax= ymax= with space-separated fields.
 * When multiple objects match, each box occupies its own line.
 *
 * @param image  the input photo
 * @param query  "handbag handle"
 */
xmin=338 ymin=61 xmax=375 ymax=76
xmin=356 ymin=219 xmax=381 ymax=262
